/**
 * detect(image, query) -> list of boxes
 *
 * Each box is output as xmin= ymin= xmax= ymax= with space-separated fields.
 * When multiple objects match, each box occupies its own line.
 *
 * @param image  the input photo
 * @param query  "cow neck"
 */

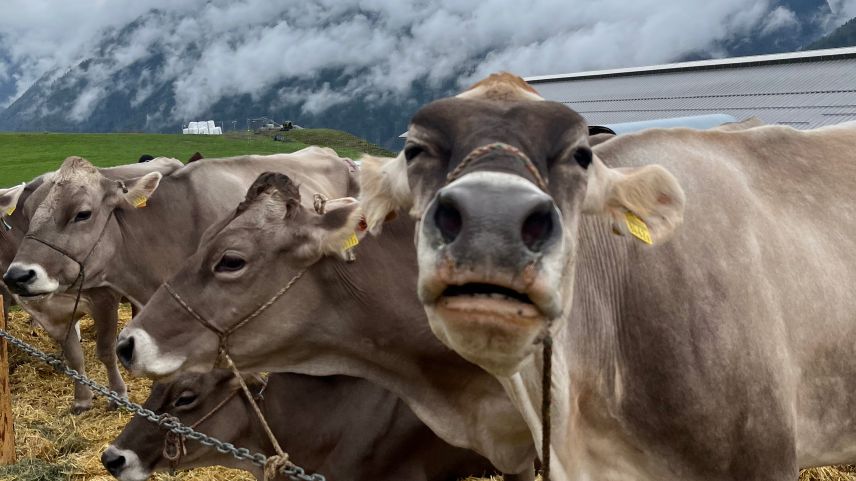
xmin=499 ymin=215 xmax=631 ymax=478
xmin=109 ymin=175 xmax=206 ymax=305
xmin=292 ymin=217 xmax=536 ymax=473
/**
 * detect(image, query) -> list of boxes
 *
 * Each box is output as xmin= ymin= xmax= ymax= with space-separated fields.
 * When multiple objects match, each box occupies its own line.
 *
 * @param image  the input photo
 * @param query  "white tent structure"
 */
xmin=182 ymin=120 xmax=222 ymax=135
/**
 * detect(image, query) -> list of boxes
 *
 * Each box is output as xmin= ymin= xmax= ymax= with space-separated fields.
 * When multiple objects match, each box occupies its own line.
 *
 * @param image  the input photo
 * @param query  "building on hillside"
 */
xmin=525 ymin=46 xmax=856 ymax=130
xmin=183 ymin=120 xmax=222 ymax=135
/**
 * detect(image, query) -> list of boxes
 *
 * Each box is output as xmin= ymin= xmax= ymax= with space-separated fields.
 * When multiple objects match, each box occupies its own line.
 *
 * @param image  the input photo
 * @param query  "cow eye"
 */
xmin=574 ymin=147 xmax=592 ymax=169
xmin=404 ymin=144 xmax=424 ymax=162
xmin=74 ymin=211 xmax=91 ymax=222
xmin=214 ymin=254 xmax=246 ymax=273
xmin=173 ymin=391 xmax=197 ymax=407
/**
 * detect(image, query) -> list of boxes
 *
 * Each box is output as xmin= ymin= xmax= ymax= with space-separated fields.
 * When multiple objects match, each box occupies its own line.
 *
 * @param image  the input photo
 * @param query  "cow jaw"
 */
xmin=417 ymin=247 xmax=564 ymax=378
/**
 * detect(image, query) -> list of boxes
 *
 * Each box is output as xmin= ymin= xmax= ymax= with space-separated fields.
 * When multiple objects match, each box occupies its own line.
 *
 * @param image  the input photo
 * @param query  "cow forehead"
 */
xmin=411 ymin=98 xmax=587 ymax=152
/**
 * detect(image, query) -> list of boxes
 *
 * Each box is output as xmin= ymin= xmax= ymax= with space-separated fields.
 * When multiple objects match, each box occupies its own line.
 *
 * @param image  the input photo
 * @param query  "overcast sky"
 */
xmin=0 ymin=0 xmax=854 ymax=118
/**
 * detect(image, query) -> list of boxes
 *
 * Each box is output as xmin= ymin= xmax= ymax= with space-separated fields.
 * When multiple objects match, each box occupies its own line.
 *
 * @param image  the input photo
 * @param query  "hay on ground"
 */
xmin=2 ymin=305 xmax=855 ymax=480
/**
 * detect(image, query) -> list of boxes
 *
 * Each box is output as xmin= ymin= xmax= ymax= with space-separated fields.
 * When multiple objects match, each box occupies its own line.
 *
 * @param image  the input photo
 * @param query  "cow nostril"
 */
xmin=434 ymin=194 xmax=463 ymax=244
xmin=521 ymin=202 xmax=555 ymax=252
xmin=101 ymin=451 xmax=126 ymax=474
xmin=116 ymin=337 xmax=135 ymax=367
xmin=3 ymin=267 xmax=37 ymax=293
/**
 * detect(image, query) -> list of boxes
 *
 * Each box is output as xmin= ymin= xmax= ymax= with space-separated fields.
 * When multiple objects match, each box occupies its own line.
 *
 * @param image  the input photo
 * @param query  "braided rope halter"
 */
xmin=446 ymin=142 xmax=554 ymax=481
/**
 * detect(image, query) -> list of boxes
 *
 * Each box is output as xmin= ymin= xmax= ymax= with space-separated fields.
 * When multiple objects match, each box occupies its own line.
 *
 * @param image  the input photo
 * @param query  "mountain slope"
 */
xmin=806 ymin=16 xmax=856 ymax=49
xmin=0 ymin=1 xmax=842 ymax=149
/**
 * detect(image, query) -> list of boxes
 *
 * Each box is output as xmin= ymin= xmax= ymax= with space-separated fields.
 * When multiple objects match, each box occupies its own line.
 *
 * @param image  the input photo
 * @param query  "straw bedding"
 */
xmin=0 ymin=306 xmax=853 ymax=480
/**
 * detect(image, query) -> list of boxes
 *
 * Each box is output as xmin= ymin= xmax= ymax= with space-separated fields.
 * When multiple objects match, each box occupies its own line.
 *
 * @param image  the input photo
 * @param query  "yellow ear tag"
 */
xmin=340 ymin=232 xmax=359 ymax=252
xmin=624 ymin=211 xmax=652 ymax=245
xmin=4 ymin=206 xmax=14 ymax=216
xmin=132 ymin=196 xmax=147 ymax=208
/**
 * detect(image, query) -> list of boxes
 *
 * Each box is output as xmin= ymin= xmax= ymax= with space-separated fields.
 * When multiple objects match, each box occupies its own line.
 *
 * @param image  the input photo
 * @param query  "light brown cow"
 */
xmin=103 ymin=371 xmax=513 ymax=481
xmin=358 ymin=72 xmax=856 ymax=480
xmin=4 ymin=148 xmax=355 ymax=310
xmin=0 ymin=158 xmax=182 ymax=412
xmin=117 ymin=172 xmax=538 ymax=477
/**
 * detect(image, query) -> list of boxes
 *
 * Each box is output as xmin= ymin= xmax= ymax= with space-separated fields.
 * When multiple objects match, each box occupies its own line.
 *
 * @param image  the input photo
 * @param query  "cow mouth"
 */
xmin=437 ymin=283 xmax=544 ymax=321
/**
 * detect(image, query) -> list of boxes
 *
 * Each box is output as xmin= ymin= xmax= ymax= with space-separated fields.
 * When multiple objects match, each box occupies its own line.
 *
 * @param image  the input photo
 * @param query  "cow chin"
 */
xmin=425 ymin=302 xmax=544 ymax=376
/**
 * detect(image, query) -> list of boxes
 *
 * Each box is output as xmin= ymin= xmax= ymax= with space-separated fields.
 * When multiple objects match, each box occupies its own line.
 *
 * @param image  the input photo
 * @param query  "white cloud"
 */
xmin=761 ymin=7 xmax=800 ymax=35
xmin=1 ymin=0 xmax=835 ymax=122
xmin=828 ymin=0 xmax=856 ymax=23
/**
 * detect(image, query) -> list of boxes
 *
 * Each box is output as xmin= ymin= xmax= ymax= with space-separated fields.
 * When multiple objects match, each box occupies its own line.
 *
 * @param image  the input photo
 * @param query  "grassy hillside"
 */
xmin=0 ymin=129 xmax=395 ymax=186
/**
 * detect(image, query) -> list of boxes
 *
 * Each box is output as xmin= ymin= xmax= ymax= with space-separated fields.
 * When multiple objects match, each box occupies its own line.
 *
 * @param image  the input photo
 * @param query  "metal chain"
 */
xmin=0 ymin=328 xmax=325 ymax=481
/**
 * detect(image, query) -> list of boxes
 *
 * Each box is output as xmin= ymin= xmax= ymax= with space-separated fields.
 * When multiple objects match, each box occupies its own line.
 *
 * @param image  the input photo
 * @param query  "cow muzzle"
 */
xmin=2 ymin=262 xmax=59 ymax=296
xmin=117 ymin=328 xmax=187 ymax=379
xmin=101 ymin=446 xmax=150 ymax=481
xmin=417 ymin=171 xmax=563 ymax=375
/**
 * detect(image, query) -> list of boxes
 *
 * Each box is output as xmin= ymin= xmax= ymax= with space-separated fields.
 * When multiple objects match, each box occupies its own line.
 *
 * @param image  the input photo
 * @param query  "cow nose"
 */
xmin=3 ymin=266 xmax=36 ymax=294
xmin=434 ymin=191 xmax=463 ymax=244
xmin=116 ymin=336 xmax=135 ymax=368
xmin=520 ymin=198 xmax=555 ymax=252
xmin=427 ymin=173 xmax=561 ymax=256
xmin=101 ymin=448 xmax=126 ymax=476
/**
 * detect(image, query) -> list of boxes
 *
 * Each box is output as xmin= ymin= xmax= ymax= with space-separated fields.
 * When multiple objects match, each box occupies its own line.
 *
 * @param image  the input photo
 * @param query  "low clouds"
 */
xmin=1 ymin=0 xmax=854 ymax=120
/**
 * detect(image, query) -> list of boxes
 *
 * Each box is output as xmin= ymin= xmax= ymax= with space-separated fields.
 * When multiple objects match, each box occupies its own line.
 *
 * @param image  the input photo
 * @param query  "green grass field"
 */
xmin=0 ymin=129 xmax=395 ymax=186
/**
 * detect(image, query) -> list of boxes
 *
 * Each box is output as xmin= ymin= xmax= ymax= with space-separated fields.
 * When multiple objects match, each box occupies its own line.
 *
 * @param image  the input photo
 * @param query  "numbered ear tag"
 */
xmin=340 ymin=232 xmax=359 ymax=252
xmin=132 ymin=196 xmax=147 ymax=208
xmin=4 ymin=206 xmax=14 ymax=216
xmin=624 ymin=211 xmax=652 ymax=245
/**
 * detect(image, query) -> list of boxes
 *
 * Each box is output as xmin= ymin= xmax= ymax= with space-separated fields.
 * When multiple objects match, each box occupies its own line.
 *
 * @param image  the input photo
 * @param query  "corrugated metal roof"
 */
xmin=525 ymin=48 xmax=856 ymax=129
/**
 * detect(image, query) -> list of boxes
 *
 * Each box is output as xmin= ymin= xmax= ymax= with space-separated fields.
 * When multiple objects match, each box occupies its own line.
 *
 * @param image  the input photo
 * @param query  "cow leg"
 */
xmin=93 ymin=293 xmax=127 ymax=410
xmin=37 ymin=315 xmax=93 ymax=414
xmin=60 ymin=323 xmax=93 ymax=414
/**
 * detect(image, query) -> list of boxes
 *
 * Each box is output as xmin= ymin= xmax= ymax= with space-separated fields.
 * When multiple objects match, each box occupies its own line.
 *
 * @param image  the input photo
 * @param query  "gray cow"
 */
xmin=0 ymin=157 xmax=181 ymax=412
xmin=116 ymin=172 xmax=538 ymax=477
xmin=358 ymin=72 xmax=856 ymax=480
xmin=104 ymin=371 xmax=512 ymax=481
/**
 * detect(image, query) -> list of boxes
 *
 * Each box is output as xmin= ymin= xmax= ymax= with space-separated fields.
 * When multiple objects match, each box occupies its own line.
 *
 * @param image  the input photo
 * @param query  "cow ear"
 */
xmin=309 ymin=197 xmax=363 ymax=257
xmin=121 ymin=172 xmax=162 ymax=208
xmin=359 ymin=154 xmax=411 ymax=235
xmin=0 ymin=183 xmax=25 ymax=216
xmin=583 ymin=158 xmax=685 ymax=245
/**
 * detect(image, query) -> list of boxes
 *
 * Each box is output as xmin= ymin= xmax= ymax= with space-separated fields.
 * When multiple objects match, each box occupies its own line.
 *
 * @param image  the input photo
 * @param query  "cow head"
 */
xmin=102 ymin=370 xmax=261 ymax=480
xmin=3 ymin=156 xmax=162 ymax=296
xmin=360 ymin=73 xmax=685 ymax=376
xmin=117 ymin=172 xmax=360 ymax=378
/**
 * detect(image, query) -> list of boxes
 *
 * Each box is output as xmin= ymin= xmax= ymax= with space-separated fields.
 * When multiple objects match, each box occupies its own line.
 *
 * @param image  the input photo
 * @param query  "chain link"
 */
xmin=0 ymin=328 xmax=325 ymax=481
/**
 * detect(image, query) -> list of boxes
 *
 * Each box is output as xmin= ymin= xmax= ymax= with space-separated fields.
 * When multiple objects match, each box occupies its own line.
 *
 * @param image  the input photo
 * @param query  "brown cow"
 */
xmin=117 ymin=172 xmax=538 ymax=477
xmin=358 ymin=71 xmax=856 ymax=480
xmin=103 ymin=371 xmax=515 ymax=481
xmin=4 ymin=148 xmax=354 ymax=308
xmin=0 ymin=158 xmax=182 ymax=412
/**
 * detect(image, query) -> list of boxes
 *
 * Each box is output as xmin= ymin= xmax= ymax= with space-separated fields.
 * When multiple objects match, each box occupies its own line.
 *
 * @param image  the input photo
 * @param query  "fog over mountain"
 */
xmin=0 ymin=0 xmax=854 ymax=148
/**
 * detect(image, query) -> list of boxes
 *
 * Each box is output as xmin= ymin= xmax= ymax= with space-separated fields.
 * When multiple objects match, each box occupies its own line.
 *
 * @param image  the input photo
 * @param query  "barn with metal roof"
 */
xmin=524 ymin=46 xmax=856 ymax=130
